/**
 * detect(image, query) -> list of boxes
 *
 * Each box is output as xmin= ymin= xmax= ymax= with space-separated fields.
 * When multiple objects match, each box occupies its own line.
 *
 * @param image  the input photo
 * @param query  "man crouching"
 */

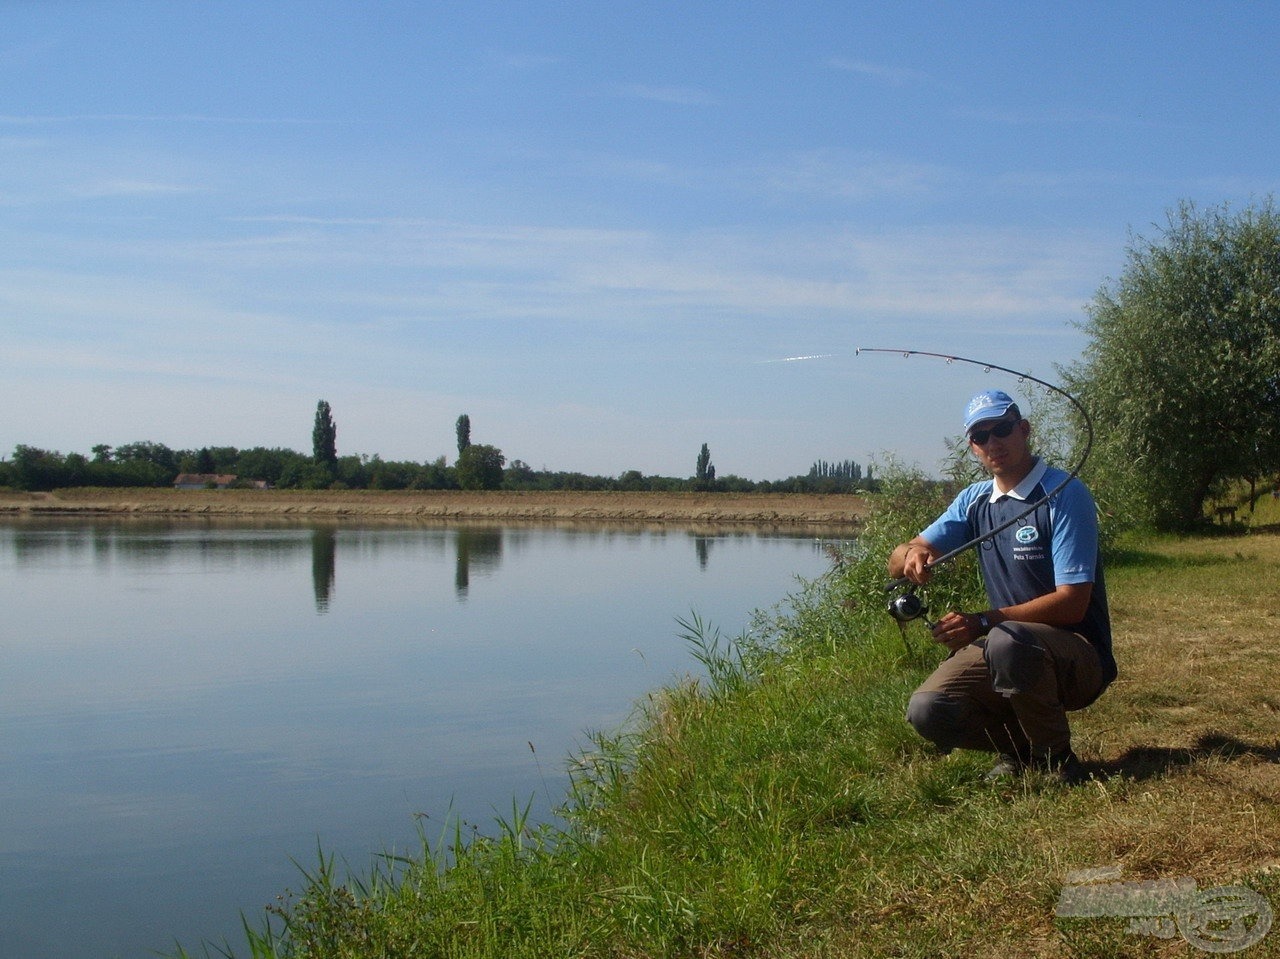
xmin=888 ymin=389 xmax=1117 ymax=784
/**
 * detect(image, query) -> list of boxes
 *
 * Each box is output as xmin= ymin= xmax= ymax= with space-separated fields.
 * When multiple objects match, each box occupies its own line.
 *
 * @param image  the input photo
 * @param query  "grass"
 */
xmin=178 ymin=521 xmax=1280 ymax=959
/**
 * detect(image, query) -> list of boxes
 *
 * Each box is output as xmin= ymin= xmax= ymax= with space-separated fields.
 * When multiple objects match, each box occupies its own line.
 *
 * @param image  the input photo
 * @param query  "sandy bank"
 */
xmin=0 ymin=489 xmax=867 ymax=529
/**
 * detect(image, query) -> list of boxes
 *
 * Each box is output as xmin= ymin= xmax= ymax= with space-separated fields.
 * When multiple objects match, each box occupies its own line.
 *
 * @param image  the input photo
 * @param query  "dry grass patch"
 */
xmin=1084 ymin=531 xmax=1280 ymax=756
xmin=1 ymin=487 xmax=869 ymax=527
xmin=788 ymin=528 xmax=1280 ymax=958
xmin=1013 ymin=528 xmax=1280 ymax=956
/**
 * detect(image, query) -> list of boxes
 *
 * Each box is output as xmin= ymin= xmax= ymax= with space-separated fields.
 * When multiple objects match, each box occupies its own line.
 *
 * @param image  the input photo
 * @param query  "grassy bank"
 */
xmin=182 ymin=512 xmax=1280 ymax=957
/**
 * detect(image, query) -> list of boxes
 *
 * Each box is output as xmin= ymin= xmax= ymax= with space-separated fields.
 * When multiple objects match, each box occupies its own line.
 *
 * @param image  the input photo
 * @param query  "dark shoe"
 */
xmin=1031 ymin=749 xmax=1089 ymax=786
xmin=985 ymin=752 xmax=1028 ymax=781
xmin=986 ymin=749 xmax=1088 ymax=785
xmin=1050 ymin=751 xmax=1089 ymax=786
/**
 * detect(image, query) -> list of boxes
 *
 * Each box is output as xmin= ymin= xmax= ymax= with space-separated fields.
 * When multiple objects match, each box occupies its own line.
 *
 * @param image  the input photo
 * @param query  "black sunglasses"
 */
xmin=968 ymin=419 xmax=1019 ymax=445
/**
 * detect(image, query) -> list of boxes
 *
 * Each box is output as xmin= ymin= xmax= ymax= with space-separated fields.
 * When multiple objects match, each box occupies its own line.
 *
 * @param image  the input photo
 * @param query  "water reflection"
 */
xmin=3 ymin=518 xmax=849 ymax=619
xmin=694 ymin=535 xmax=713 ymax=569
xmin=312 ymin=528 xmax=336 ymax=612
xmin=0 ymin=518 xmax=845 ymax=959
xmin=310 ymin=524 xmax=507 ymax=609
xmin=453 ymin=527 xmax=503 ymax=599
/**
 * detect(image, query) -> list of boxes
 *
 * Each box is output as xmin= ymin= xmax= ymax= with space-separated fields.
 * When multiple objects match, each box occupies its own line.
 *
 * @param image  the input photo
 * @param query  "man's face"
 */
xmin=968 ymin=413 xmax=1032 ymax=479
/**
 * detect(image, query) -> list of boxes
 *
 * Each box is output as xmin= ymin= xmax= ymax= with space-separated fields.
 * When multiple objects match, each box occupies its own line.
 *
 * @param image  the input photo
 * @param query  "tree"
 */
xmin=279 ymin=459 xmax=336 ymax=490
xmin=10 ymin=445 xmax=68 ymax=490
xmin=312 ymin=400 xmax=337 ymax=467
xmin=1063 ymin=199 xmax=1280 ymax=530
xmin=95 ymin=441 xmax=174 ymax=486
xmin=618 ymin=469 xmax=647 ymax=491
xmin=504 ymin=459 xmax=537 ymax=489
xmin=806 ymin=458 xmax=865 ymax=492
xmin=236 ymin=447 xmax=307 ymax=486
xmin=695 ymin=443 xmax=715 ymax=489
xmin=409 ymin=456 xmax=452 ymax=490
xmin=456 ymin=414 xmax=471 ymax=457
xmin=456 ymin=443 xmax=505 ymax=490
xmin=114 ymin=441 xmax=178 ymax=474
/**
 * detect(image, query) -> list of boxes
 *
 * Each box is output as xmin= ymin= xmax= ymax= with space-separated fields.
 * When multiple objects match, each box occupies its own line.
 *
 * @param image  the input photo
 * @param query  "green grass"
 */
xmin=176 ymin=513 xmax=1280 ymax=958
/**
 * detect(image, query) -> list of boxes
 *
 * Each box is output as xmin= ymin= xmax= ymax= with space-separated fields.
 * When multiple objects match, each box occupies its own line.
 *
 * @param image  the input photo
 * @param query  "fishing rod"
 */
xmin=855 ymin=348 xmax=1095 ymax=619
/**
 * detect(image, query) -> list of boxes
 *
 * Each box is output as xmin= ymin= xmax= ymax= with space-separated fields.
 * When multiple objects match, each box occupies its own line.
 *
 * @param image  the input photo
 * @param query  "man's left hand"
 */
xmin=930 ymin=611 xmax=982 ymax=652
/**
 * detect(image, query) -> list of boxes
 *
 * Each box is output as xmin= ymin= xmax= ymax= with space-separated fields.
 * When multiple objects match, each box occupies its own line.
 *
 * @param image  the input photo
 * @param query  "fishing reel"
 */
xmin=886 ymin=582 xmax=934 ymax=629
xmin=884 ymin=581 xmax=934 ymax=658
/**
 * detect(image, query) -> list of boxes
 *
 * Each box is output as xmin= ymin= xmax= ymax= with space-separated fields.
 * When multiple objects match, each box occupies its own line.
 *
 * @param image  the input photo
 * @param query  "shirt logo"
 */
xmin=1015 ymin=525 xmax=1039 ymax=545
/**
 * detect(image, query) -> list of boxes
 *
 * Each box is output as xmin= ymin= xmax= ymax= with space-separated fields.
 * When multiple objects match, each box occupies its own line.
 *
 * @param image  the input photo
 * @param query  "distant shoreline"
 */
xmin=0 ymin=488 xmax=868 ymax=529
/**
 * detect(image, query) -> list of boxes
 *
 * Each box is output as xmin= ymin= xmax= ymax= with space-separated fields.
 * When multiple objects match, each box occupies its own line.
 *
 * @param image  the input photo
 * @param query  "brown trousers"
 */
xmin=905 ymin=622 xmax=1107 ymax=759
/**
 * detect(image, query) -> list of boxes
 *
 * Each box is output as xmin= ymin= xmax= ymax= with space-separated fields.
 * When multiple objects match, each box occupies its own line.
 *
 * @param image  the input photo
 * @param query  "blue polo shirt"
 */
xmin=920 ymin=458 xmax=1116 ymax=683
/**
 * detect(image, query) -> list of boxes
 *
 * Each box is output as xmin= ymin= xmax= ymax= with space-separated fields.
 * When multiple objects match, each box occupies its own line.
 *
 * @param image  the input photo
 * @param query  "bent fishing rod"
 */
xmin=856 ymin=348 xmax=1094 ymax=598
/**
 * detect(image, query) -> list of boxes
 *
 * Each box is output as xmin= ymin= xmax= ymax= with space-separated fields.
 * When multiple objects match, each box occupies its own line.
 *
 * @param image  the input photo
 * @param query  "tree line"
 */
xmin=0 ymin=409 xmax=875 ymax=494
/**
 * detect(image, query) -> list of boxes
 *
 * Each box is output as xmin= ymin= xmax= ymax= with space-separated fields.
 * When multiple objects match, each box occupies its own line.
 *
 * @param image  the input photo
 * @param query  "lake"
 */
xmin=0 ymin=518 xmax=844 ymax=959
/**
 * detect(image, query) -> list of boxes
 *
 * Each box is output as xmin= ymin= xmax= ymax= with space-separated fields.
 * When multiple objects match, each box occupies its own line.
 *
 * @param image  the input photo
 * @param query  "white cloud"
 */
xmin=1 ymin=211 xmax=1109 ymax=367
xmin=827 ymin=57 xmax=928 ymax=87
xmin=70 ymin=178 xmax=201 ymax=198
xmin=753 ymin=150 xmax=956 ymax=201
xmin=212 ymin=215 xmax=1102 ymax=325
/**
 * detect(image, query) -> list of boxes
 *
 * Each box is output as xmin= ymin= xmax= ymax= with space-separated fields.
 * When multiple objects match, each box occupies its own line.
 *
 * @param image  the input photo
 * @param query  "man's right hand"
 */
xmin=889 ymin=541 xmax=935 ymax=584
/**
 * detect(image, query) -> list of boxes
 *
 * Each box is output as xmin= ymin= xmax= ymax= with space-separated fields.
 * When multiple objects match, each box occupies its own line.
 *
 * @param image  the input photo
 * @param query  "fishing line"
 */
xmin=758 ymin=353 xmax=842 ymax=363
xmin=856 ymin=348 xmax=1094 ymax=589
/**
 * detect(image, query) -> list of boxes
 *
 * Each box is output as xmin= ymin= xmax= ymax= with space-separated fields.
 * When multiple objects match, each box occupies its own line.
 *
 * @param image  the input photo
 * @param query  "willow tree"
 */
xmin=1063 ymin=200 xmax=1280 ymax=530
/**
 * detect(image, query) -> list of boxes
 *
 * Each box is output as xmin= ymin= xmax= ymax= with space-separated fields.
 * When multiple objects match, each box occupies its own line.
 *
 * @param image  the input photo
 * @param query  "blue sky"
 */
xmin=3 ymin=1 xmax=1276 ymax=479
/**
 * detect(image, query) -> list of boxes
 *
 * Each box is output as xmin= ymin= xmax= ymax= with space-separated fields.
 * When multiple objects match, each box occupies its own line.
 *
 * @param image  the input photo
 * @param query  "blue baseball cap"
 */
xmin=963 ymin=390 xmax=1017 ymax=432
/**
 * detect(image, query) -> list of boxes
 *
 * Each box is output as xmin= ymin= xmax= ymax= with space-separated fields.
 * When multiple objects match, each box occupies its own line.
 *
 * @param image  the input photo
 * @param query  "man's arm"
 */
xmin=887 ymin=537 xmax=938 ymax=583
xmin=930 ymin=582 xmax=1094 ymax=652
xmin=986 ymin=582 xmax=1093 ymax=628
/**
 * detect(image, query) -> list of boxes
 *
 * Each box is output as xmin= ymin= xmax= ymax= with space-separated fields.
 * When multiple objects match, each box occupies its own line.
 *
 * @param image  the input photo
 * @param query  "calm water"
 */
xmin=0 ymin=518 xmax=843 ymax=959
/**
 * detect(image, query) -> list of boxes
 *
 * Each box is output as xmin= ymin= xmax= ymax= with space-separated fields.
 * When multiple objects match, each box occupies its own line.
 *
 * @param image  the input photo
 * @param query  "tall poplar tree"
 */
xmin=456 ymin=414 xmax=472 ymax=457
xmin=695 ymin=443 xmax=715 ymax=489
xmin=312 ymin=400 xmax=337 ymax=466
